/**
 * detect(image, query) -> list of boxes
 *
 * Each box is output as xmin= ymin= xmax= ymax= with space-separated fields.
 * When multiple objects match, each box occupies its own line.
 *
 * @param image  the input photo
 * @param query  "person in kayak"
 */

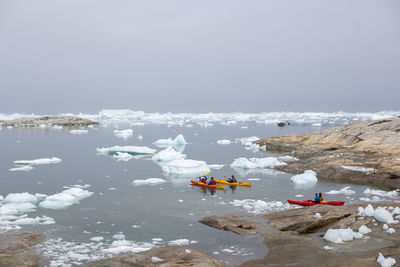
xmin=208 ymin=177 xmax=216 ymax=185
xmin=226 ymin=175 xmax=237 ymax=183
xmin=319 ymin=193 xmax=324 ymax=202
xmin=201 ymin=176 xmax=207 ymax=183
xmin=314 ymin=193 xmax=320 ymax=203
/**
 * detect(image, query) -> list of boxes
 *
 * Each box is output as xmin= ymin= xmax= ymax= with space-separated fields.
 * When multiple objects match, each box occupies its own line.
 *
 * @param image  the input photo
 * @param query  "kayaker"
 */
xmin=314 ymin=193 xmax=320 ymax=203
xmin=201 ymin=176 xmax=208 ymax=183
xmin=227 ymin=175 xmax=237 ymax=183
xmin=208 ymin=177 xmax=216 ymax=185
xmin=319 ymin=192 xmax=324 ymax=202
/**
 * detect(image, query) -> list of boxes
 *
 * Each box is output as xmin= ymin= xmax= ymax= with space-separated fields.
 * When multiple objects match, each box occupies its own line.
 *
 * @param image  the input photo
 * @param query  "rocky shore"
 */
xmin=255 ymin=117 xmax=400 ymax=190
xmin=0 ymin=116 xmax=98 ymax=127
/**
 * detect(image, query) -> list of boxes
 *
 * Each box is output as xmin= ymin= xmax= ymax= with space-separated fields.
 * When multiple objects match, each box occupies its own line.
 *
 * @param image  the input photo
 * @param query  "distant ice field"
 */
xmin=1 ymin=110 xmax=399 ymax=266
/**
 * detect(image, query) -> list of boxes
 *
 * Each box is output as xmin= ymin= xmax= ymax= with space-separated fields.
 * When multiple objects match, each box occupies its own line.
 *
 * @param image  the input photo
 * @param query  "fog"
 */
xmin=1 ymin=0 xmax=399 ymax=114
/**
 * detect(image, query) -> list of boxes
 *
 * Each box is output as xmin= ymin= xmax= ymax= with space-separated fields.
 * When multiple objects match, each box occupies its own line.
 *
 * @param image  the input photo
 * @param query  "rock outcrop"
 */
xmin=87 ymin=246 xmax=227 ymax=267
xmin=199 ymin=215 xmax=259 ymax=235
xmin=0 ymin=116 xmax=98 ymax=127
xmin=255 ymin=117 xmax=400 ymax=189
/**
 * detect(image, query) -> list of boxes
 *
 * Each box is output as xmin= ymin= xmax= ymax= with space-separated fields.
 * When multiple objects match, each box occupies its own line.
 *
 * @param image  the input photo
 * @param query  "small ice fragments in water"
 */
xmin=153 ymin=134 xmax=187 ymax=148
xmin=229 ymin=199 xmax=293 ymax=214
xmin=39 ymin=186 xmax=93 ymax=209
xmin=363 ymin=188 xmax=398 ymax=198
xmin=290 ymin=170 xmax=318 ymax=189
xmin=114 ymin=129 xmax=133 ymax=139
xmin=152 ymin=147 xmax=186 ymax=162
xmin=387 ymin=228 xmax=396 ymax=234
xmin=358 ymin=205 xmax=397 ymax=224
xmin=162 ymin=159 xmax=210 ymax=175
xmin=132 ymin=178 xmax=167 ymax=186
xmin=97 ymin=146 xmax=156 ymax=155
xmin=69 ymin=129 xmax=88 ymax=135
xmin=168 ymin=239 xmax=190 ymax=246
xmin=90 ymin=236 xmax=104 ymax=242
xmin=209 ymin=164 xmax=224 ymax=170
xmin=230 ymin=157 xmax=286 ymax=169
xmin=377 ymin=252 xmax=396 ymax=267
xmin=325 ymin=186 xmax=356 ymax=195
xmin=217 ymin=139 xmax=231 ymax=145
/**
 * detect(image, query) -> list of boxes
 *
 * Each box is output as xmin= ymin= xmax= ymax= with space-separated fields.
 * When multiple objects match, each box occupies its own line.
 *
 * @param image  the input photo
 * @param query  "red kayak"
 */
xmin=287 ymin=200 xmax=345 ymax=206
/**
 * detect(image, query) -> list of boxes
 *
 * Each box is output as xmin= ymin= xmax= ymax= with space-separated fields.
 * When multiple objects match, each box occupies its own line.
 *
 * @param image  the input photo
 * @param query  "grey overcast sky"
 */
xmin=0 ymin=0 xmax=399 ymax=114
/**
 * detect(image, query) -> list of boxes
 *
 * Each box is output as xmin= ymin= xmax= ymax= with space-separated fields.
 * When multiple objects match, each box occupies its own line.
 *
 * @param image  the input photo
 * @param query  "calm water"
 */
xmin=0 ymin=121 xmax=396 ymax=266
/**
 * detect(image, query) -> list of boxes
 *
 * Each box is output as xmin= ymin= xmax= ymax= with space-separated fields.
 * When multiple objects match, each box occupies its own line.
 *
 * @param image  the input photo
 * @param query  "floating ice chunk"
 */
xmin=132 ymin=178 xmax=167 ymax=186
xmin=237 ymin=136 xmax=259 ymax=146
xmin=231 ymin=157 xmax=286 ymax=169
xmin=162 ymin=159 xmax=210 ymax=175
xmin=387 ymin=228 xmax=396 ymax=234
xmin=113 ymin=233 xmax=126 ymax=240
xmin=323 ymin=228 xmax=362 ymax=243
xmin=168 ymin=239 xmax=190 ymax=246
xmin=209 ymin=164 xmax=224 ymax=169
xmin=69 ymin=129 xmax=88 ymax=135
xmin=4 ymin=192 xmax=38 ymax=204
xmin=112 ymin=152 xmax=135 ymax=161
xmin=101 ymin=239 xmax=154 ymax=254
xmin=137 ymin=134 xmax=144 ymax=140
xmin=9 ymin=165 xmax=34 ymax=172
xmin=114 ymin=129 xmax=133 ymax=139
xmin=248 ymin=178 xmax=260 ymax=181
xmin=377 ymin=252 xmax=396 ymax=267
xmin=222 ymin=248 xmax=234 ymax=253
xmin=151 ymin=257 xmax=164 ymax=262
xmin=342 ymin=166 xmax=375 ymax=173
xmin=152 ymin=147 xmax=186 ymax=162
xmin=91 ymin=236 xmax=104 ymax=242
xmin=13 ymin=216 xmax=55 ymax=225
xmin=374 ymin=207 xmax=396 ymax=224
xmin=0 ymin=202 xmax=37 ymax=215
xmin=14 ymin=157 xmax=61 ymax=166
xmin=39 ymin=187 xmax=93 ymax=209
xmin=97 ymin=146 xmax=156 ymax=155
xmin=290 ymin=170 xmax=318 ymax=189
xmin=325 ymin=186 xmax=356 ymax=195
xmin=359 ymin=225 xmax=372 ymax=234
xmin=364 ymin=188 xmax=398 ymax=198
xmin=217 ymin=139 xmax=231 ymax=145
xmin=229 ymin=199 xmax=293 ymax=214
xmin=53 ymin=125 xmax=63 ymax=129
xmin=314 ymin=213 xmax=322 ymax=219
xmin=153 ymin=134 xmax=187 ymax=148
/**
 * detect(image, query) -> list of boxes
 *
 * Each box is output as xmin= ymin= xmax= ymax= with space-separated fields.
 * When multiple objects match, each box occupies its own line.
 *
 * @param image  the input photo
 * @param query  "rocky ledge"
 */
xmin=0 ymin=116 xmax=98 ymax=127
xmin=255 ymin=117 xmax=400 ymax=189
xmin=201 ymin=204 xmax=400 ymax=266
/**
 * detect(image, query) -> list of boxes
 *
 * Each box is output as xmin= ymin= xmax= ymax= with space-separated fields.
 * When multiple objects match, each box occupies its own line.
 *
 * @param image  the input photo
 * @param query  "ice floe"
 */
xmin=114 ymin=129 xmax=133 ymax=139
xmin=112 ymin=152 xmax=135 ymax=161
xmin=168 ymin=239 xmax=190 ymax=246
xmin=97 ymin=146 xmax=156 ymax=156
xmin=39 ymin=187 xmax=93 ymax=209
xmin=132 ymin=178 xmax=167 ymax=186
xmin=69 ymin=129 xmax=88 ymax=135
xmin=290 ymin=170 xmax=318 ymax=189
xmin=342 ymin=166 xmax=375 ymax=174
xmin=377 ymin=252 xmax=396 ymax=267
xmin=325 ymin=186 xmax=356 ymax=195
xmin=217 ymin=139 xmax=231 ymax=145
xmin=230 ymin=157 xmax=286 ymax=169
xmin=153 ymin=134 xmax=187 ymax=148
xmin=152 ymin=147 xmax=186 ymax=163
xmin=229 ymin=199 xmax=294 ymax=214
xmin=9 ymin=165 xmax=34 ymax=172
xmin=162 ymin=159 xmax=210 ymax=176
xmin=11 ymin=157 xmax=61 ymax=172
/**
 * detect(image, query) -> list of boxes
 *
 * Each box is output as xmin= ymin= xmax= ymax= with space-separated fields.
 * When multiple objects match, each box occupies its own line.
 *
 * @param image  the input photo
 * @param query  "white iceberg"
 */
xmin=162 ymin=159 xmax=210 ymax=175
xmin=9 ymin=165 xmax=34 ymax=172
xmin=153 ymin=134 xmax=187 ymax=148
xmin=14 ymin=157 xmax=61 ymax=166
xmin=132 ymin=178 xmax=167 ymax=186
xmin=217 ymin=139 xmax=231 ymax=145
xmin=325 ymin=186 xmax=356 ymax=195
xmin=230 ymin=157 xmax=286 ymax=169
xmin=39 ymin=187 xmax=93 ymax=209
xmin=69 ymin=129 xmax=88 ymax=135
xmin=114 ymin=129 xmax=133 ymax=139
xmin=152 ymin=147 xmax=186 ymax=163
xmin=290 ymin=170 xmax=318 ymax=189
xmin=97 ymin=146 xmax=156 ymax=156
xmin=4 ymin=192 xmax=38 ymax=203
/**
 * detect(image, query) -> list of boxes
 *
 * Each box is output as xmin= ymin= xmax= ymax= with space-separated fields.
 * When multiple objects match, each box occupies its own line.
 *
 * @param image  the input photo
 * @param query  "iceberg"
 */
xmin=9 ymin=165 xmax=34 ymax=172
xmin=162 ymin=159 xmax=210 ymax=175
xmin=230 ymin=157 xmax=286 ymax=169
xmin=114 ymin=129 xmax=133 ymax=139
xmin=132 ymin=178 xmax=167 ymax=186
xmin=14 ymin=157 xmax=61 ymax=166
xmin=217 ymin=139 xmax=231 ymax=145
xmin=152 ymin=147 xmax=186 ymax=163
xmin=290 ymin=170 xmax=318 ymax=189
xmin=39 ymin=187 xmax=93 ymax=209
xmin=153 ymin=134 xmax=187 ymax=148
xmin=97 ymin=146 xmax=156 ymax=156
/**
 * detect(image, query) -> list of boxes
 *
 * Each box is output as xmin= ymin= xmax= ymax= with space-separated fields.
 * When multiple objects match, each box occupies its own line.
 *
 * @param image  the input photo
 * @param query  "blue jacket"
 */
xmin=208 ymin=180 xmax=216 ymax=185
xmin=314 ymin=196 xmax=320 ymax=203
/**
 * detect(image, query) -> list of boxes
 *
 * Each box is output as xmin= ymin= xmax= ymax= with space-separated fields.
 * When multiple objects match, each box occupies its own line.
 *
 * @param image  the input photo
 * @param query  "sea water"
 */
xmin=0 ymin=111 xmax=399 ymax=266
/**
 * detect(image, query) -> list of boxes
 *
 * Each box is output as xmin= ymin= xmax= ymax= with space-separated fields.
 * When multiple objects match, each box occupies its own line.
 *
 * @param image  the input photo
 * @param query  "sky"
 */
xmin=0 ymin=0 xmax=399 ymax=114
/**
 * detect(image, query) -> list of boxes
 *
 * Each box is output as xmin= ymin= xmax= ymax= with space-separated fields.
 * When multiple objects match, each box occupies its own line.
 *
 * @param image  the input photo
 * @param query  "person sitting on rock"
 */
xmin=314 ymin=193 xmax=320 ymax=203
xmin=208 ymin=177 xmax=216 ymax=185
xmin=319 ymin=192 xmax=324 ymax=202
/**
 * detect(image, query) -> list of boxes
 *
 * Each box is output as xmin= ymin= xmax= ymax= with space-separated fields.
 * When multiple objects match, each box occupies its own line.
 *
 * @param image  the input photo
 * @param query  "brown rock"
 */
xmin=5 ymin=233 xmax=46 ymax=251
xmin=87 ymin=246 xmax=227 ymax=267
xmin=199 ymin=215 xmax=259 ymax=235
xmin=0 ymin=116 xmax=98 ymax=127
xmin=0 ymin=253 xmax=39 ymax=267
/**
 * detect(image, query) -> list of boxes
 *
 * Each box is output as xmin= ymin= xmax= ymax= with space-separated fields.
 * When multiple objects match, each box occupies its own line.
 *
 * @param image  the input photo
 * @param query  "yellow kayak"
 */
xmin=215 ymin=180 xmax=251 ymax=187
